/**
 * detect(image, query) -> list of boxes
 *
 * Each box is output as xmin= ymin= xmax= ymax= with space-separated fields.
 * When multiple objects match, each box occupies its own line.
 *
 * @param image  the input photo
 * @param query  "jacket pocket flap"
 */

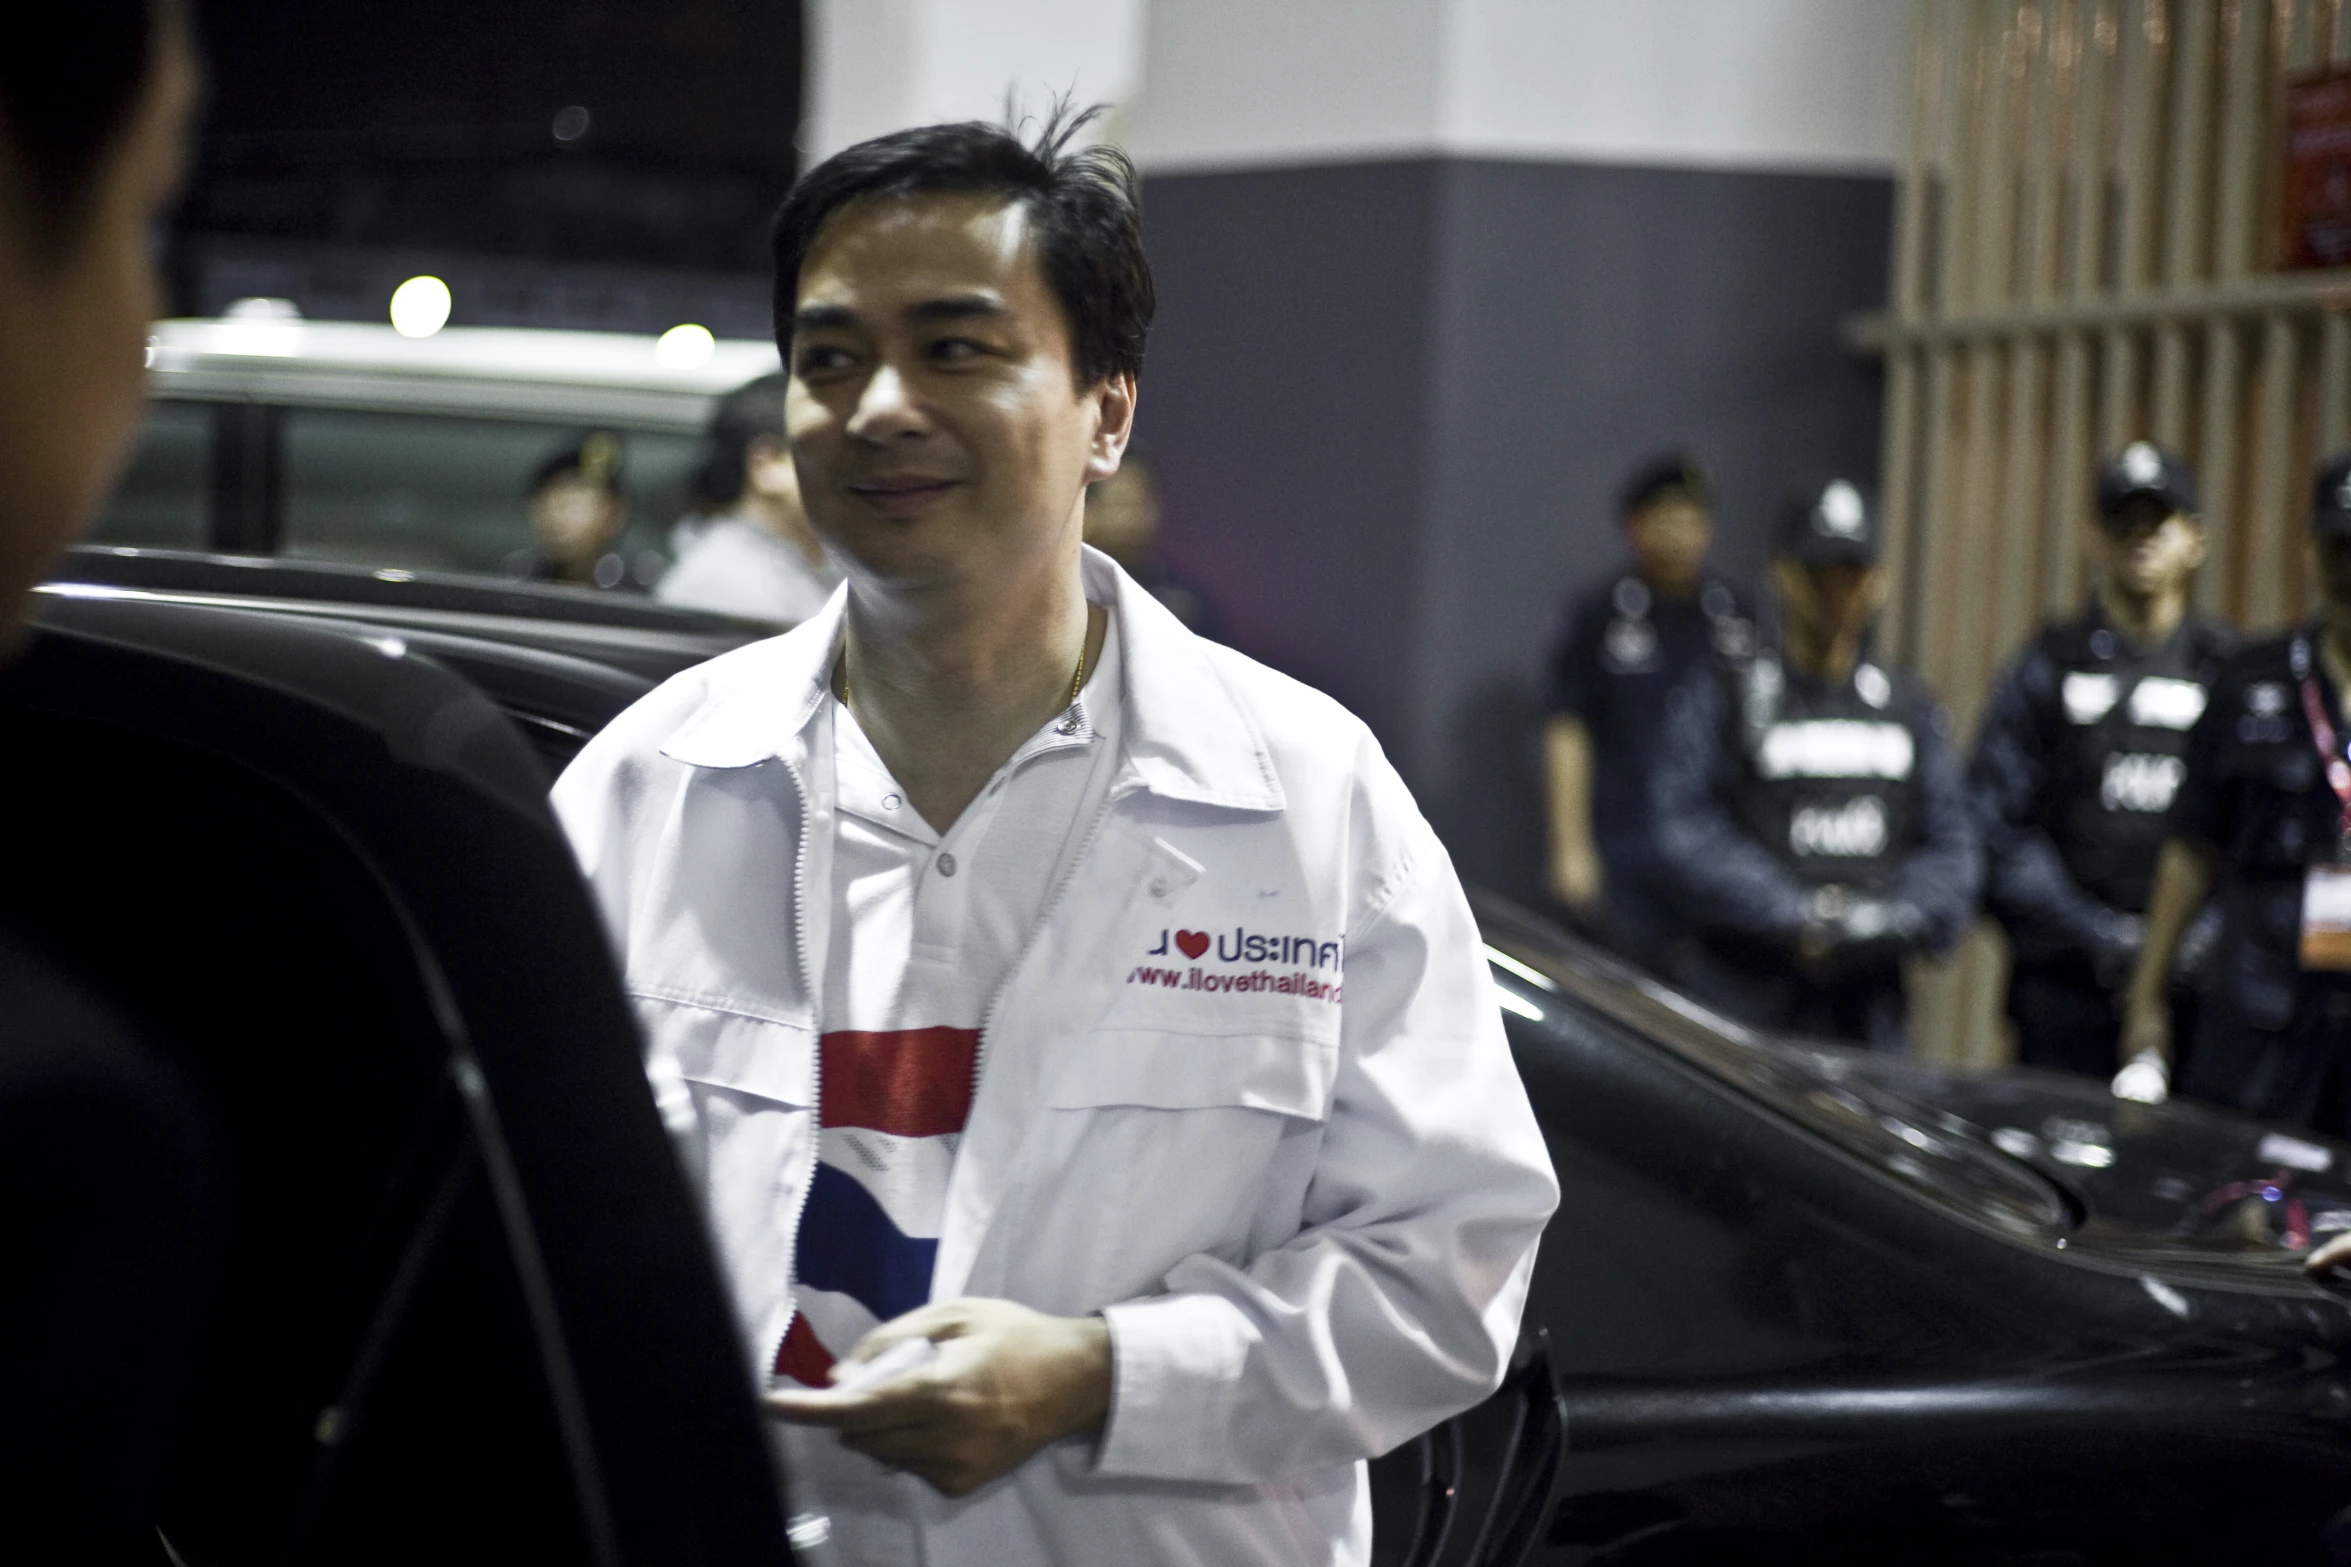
xmin=638 ymin=994 xmax=817 ymax=1106
xmin=1047 ymin=1029 xmax=1337 ymax=1119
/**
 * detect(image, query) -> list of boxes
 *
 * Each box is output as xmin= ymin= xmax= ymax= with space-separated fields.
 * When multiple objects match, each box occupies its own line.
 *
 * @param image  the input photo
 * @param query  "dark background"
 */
xmin=174 ymin=0 xmax=801 ymax=334
xmin=170 ymin=0 xmax=1893 ymax=899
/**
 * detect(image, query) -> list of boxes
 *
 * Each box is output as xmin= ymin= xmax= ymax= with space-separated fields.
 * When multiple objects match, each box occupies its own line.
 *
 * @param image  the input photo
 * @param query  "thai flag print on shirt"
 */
xmin=774 ymin=1025 xmax=978 ymax=1388
xmin=773 ymin=629 xmax=1120 ymax=1389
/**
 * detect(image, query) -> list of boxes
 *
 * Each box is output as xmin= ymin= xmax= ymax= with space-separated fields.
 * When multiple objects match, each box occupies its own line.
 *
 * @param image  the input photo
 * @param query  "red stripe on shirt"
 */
xmin=774 ymin=1312 xmax=837 ymax=1386
xmin=817 ymin=1027 xmax=980 ymax=1139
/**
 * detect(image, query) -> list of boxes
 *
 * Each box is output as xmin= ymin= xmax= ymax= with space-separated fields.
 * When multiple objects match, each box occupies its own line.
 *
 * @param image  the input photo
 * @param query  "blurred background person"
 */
xmin=0 ymin=2 xmax=224 ymax=1556
xmin=1970 ymin=443 xmax=2234 ymax=1079
xmin=1082 ymin=446 xmax=1219 ymax=638
xmin=506 ymin=429 xmax=659 ymax=591
xmin=658 ymin=372 xmax=839 ymax=624
xmin=1653 ymin=480 xmax=1979 ymax=1049
xmin=1542 ymin=452 xmax=1752 ymax=966
xmin=2122 ymin=453 xmax=2351 ymax=1132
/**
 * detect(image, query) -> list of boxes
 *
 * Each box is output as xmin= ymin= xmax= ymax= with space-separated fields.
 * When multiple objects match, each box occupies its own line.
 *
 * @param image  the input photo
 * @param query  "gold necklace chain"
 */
xmin=837 ymin=637 xmax=1087 ymax=712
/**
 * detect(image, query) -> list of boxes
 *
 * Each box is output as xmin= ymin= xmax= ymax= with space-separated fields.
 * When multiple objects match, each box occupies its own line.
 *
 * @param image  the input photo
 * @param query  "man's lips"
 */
xmin=845 ymin=476 xmax=960 ymax=516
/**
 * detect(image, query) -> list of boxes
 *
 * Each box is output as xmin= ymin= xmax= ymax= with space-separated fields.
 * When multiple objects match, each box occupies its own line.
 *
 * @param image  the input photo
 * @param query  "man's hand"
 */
xmin=763 ymin=1298 xmax=1112 ymax=1497
xmin=2307 ymin=1231 xmax=2351 ymax=1278
xmin=1548 ymin=844 xmax=1603 ymax=918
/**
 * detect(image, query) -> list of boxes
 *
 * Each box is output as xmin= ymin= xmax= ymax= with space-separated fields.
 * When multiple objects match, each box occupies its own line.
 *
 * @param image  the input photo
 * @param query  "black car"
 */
xmin=14 ymin=551 xmax=2351 ymax=1566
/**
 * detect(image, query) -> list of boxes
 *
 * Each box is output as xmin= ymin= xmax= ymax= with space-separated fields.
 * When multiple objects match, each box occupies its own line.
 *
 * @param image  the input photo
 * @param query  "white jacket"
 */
xmin=551 ymin=549 xmax=1559 ymax=1566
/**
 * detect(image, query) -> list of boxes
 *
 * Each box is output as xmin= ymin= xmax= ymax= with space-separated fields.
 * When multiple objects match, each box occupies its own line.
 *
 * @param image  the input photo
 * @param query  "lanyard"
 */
xmin=2294 ymin=636 xmax=2351 ymax=843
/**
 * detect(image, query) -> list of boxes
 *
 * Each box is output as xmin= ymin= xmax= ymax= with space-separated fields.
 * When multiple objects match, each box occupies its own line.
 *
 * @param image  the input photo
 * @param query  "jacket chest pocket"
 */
xmin=1026 ymin=1026 xmax=1339 ymax=1308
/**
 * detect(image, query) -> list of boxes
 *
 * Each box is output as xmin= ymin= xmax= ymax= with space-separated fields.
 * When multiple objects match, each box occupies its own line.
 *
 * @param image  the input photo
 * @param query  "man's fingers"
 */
xmin=762 ymin=1375 xmax=942 ymax=1431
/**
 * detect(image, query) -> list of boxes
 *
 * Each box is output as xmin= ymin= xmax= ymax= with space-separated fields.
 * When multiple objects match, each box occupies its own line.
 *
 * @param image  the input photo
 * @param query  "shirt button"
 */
xmin=937 ymin=852 xmax=958 ymax=877
xmin=882 ymin=792 xmax=901 ymax=811
xmin=1148 ymin=876 xmax=1170 ymax=899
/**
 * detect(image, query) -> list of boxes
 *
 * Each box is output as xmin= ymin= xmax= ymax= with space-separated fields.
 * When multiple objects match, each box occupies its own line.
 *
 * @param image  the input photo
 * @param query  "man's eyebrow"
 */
xmin=907 ymin=294 xmax=1008 ymax=324
xmin=793 ymin=303 xmax=857 ymax=332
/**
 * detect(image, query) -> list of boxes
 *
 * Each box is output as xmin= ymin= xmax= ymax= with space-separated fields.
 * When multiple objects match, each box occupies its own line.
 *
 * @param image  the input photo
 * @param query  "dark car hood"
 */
xmin=1473 ymin=892 xmax=2351 ymax=1285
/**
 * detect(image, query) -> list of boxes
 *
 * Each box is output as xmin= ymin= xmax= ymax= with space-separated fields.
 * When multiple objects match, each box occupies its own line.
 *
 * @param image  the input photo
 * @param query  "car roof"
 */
xmin=147 ymin=318 xmax=783 ymax=433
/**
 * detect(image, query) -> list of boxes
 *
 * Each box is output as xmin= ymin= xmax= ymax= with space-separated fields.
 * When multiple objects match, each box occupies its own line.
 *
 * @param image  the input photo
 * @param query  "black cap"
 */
xmin=1777 ymin=478 xmax=1879 ymax=564
xmin=1617 ymin=450 xmax=1711 ymax=519
xmin=2094 ymin=441 xmax=2198 ymax=519
xmin=2315 ymin=451 xmax=2351 ymax=537
xmin=529 ymin=429 xmax=626 ymax=494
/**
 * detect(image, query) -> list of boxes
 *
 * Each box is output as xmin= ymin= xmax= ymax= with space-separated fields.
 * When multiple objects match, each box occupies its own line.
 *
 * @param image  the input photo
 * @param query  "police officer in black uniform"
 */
xmin=504 ymin=430 xmax=665 ymax=591
xmin=1543 ymin=452 xmax=1753 ymax=966
xmin=1969 ymin=442 xmax=2236 ymax=1077
xmin=1653 ymin=479 xmax=1980 ymax=1049
xmin=2122 ymin=452 xmax=2351 ymax=1132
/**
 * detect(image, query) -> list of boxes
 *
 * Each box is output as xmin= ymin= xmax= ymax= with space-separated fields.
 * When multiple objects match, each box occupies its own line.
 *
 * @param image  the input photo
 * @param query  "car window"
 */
xmin=89 ymin=399 xmax=211 ymax=549
xmin=281 ymin=408 xmax=701 ymax=576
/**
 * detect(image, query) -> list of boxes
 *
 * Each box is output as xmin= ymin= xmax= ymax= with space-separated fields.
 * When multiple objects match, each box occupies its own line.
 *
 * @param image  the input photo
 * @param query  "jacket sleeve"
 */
xmin=1966 ymin=651 xmax=2115 ymax=963
xmin=1893 ymin=693 xmax=1983 ymax=955
xmin=1650 ymin=671 xmax=1813 ymax=944
xmin=1093 ymin=804 xmax=1560 ymax=1485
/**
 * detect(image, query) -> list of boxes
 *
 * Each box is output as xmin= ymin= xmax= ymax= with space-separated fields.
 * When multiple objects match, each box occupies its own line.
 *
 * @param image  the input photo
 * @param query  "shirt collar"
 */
xmin=655 ymin=547 xmax=1284 ymax=815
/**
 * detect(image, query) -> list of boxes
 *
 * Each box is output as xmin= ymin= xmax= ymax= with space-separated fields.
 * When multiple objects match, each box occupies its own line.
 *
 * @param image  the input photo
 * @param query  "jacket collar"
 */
xmin=656 ymin=547 xmax=1284 ymax=814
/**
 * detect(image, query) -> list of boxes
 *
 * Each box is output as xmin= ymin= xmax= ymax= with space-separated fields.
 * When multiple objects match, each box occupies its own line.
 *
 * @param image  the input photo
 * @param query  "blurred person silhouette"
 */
xmin=2121 ymin=451 xmax=2351 ymax=1132
xmin=1542 ymin=451 xmax=1752 ymax=966
xmin=1652 ymin=479 xmax=1980 ymax=1050
xmin=659 ymin=372 xmax=841 ymax=623
xmin=506 ymin=429 xmax=659 ymax=590
xmin=0 ymin=2 xmax=224 ymax=1558
xmin=1081 ymin=446 xmax=1219 ymax=638
xmin=1969 ymin=443 xmax=2236 ymax=1078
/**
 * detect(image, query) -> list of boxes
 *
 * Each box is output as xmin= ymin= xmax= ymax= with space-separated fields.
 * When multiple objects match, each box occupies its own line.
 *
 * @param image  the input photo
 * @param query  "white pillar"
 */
xmin=1127 ymin=0 xmax=1918 ymax=174
xmin=801 ymin=0 xmax=1149 ymax=167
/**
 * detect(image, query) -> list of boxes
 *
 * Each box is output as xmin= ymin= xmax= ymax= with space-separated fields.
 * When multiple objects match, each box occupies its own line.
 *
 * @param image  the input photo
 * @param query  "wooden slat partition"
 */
xmin=1866 ymin=0 xmax=2351 ymax=1066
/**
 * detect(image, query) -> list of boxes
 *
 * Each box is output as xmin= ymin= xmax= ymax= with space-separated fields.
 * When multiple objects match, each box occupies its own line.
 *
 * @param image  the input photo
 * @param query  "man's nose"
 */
xmin=847 ymin=362 xmax=925 ymax=441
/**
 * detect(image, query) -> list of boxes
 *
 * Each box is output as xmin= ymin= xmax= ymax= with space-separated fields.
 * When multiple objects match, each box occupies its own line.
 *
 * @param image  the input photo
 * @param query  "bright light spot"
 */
xmin=1483 ymin=945 xmax=1558 ymax=993
xmin=1495 ymin=988 xmax=1543 ymax=1023
xmin=2050 ymin=1139 xmax=2116 ymax=1169
xmin=390 ymin=275 xmax=453 ymax=338
xmin=2139 ymin=1275 xmax=2191 ymax=1319
xmin=218 ymin=296 xmax=302 ymax=356
xmin=655 ymin=322 xmax=716 ymax=369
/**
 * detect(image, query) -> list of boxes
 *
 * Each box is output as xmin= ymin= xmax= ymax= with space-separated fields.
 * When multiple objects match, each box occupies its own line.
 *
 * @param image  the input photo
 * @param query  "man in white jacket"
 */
xmin=552 ymin=106 xmax=1558 ymax=1566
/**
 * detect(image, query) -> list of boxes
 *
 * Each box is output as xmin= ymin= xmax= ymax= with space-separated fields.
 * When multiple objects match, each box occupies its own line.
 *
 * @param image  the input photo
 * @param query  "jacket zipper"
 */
xmin=772 ymin=749 xmax=821 ymax=1384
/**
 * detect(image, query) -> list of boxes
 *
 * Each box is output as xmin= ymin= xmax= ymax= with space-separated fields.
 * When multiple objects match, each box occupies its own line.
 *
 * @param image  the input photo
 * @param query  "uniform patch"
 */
xmin=1757 ymin=720 xmax=1915 ymax=780
xmin=2100 ymin=752 xmax=2185 ymax=813
xmin=1788 ymin=795 xmax=1890 ymax=857
xmin=2128 ymin=676 xmax=2207 ymax=730
xmin=2062 ymin=672 xmax=2120 ymax=724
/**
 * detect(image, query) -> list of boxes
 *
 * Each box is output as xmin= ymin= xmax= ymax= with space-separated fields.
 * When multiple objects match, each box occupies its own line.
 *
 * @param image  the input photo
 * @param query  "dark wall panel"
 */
xmin=1135 ymin=162 xmax=1442 ymax=756
xmin=1137 ymin=157 xmax=1892 ymax=902
xmin=1416 ymin=160 xmax=1893 ymax=899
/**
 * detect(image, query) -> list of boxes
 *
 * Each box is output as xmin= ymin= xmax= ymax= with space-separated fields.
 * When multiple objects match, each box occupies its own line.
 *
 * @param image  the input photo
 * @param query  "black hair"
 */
xmin=1618 ymin=450 xmax=1711 ymax=519
xmin=769 ymin=103 xmax=1153 ymax=388
xmin=528 ymin=431 xmax=627 ymax=496
xmin=0 ymin=1 xmax=167 ymax=259
xmin=690 ymin=373 xmax=788 ymax=511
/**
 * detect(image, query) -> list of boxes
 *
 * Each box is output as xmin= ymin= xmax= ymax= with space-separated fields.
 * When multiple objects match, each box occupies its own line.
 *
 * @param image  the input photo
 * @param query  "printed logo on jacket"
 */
xmin=1127 ymin=926 xmax=1345 ymax=1005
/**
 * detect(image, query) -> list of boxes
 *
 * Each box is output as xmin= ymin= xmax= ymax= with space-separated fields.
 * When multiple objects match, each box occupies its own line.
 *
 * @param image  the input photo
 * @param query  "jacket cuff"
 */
xmin=1093 ymin=1294 xmax=1249 ymax=1480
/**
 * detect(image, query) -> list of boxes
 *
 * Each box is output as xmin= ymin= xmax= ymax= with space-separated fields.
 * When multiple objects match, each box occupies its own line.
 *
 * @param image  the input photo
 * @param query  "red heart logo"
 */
xmin=1175 ymin=930 xmax=1210 ymax=959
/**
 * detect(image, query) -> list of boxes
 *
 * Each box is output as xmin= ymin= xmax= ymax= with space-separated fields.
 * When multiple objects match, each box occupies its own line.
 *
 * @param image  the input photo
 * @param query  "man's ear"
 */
xmin=2179 ymin=515 xmax=2210 ymax=572
xmin=1084 ymin=372 xmax=1139 ymax=486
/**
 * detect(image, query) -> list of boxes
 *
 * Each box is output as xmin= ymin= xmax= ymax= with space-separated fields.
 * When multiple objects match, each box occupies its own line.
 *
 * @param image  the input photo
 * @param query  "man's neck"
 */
xmin=1781 ymin=627 xmax=1862 ymax=686
xmin=838 ymin=550 xmax=1105 ymax=833
xmin=2097 ymin=577 xmax=2188 ymax=648
xmin=1639 ymin=567 xmax=1701 ymax=605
